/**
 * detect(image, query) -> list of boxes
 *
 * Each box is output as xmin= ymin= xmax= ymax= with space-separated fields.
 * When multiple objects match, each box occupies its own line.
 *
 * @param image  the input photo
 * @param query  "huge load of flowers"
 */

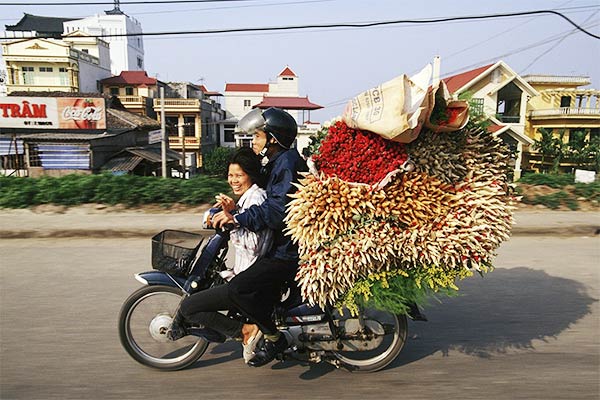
xmin=286 ymin=64 xmax=517 ymax=315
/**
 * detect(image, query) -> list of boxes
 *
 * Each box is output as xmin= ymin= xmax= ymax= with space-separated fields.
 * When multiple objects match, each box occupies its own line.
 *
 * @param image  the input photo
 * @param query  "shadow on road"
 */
xmin=186 ymin=267 xmax=596 ymax=378
xmin=391 ymin=267 xmax=597 ymax=368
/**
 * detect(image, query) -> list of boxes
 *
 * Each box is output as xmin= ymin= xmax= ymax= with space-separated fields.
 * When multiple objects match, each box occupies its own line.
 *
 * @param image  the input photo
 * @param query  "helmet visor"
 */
xmin=237 ymin=108 xmax=265 ymax=135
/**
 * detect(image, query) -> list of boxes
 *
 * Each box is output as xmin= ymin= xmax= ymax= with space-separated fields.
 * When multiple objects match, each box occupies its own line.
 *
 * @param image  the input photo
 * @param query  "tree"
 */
xmin=532 ymin=128 xmax=567 ymax=174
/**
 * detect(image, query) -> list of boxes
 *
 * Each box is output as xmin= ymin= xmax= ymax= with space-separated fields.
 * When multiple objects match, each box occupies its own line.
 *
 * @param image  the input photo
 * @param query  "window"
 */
xmin=22 ymin=66 xmax=34 ymax=85
xmin=282 ymin=77 xmax=294 ymax=81
xmin=110 ymin=87 xmax=119 ymax=96
xmin=125 ymin=87 xmax=134 ymax=96
xmin=137 ymin=57 xmax=143 ymax=69
xmin=243 ymin=99 xmax=251 ymax=109
xmin=58 ymin=67 xmax=69 ymax=86
xmin=471 ymin=98 xmax=484 ymax=115
xmin=224 ymin=124 xmax=236 ymax=142
xmin=39 ymin=67 xmax=53 ymax=72
xmin=496 ymin=82 xmax=522 ymax=123
xmin=165 ymin=116 xmax=179 ymax=136
xmin=81 ymin=49 xmax=89 ymax=54
xmin=183 ymin=116 xmax=196 ymax=136
xmin=560 ymin=96 xmax=571 ymax=108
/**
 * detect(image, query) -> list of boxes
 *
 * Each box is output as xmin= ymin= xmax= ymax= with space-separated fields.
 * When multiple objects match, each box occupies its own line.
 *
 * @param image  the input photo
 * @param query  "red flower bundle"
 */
xmin=313 ymin=121 xmax=408 ymax=185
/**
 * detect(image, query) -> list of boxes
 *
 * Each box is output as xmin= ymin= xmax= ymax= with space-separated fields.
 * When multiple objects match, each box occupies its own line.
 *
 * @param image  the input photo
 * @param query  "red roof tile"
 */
xmin=225 ymin=83 xmax=269 ymax=92
xmin=443 ymin=64 xmax=494 ymax=93
xmin=278 ymin=66 xmax=297 ymax=77
xmin=100 ymin=71 xmax=157 ymax=85
xmin=253 ymin=96 xmax=322 ymax=110
xmin=487 ymin=123 xmax=505 ymax=133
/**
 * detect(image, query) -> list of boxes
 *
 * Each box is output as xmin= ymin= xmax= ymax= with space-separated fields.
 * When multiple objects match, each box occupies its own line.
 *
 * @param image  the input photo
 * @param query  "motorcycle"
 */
xmin=118 ymin=217 xmax=413 ymax=372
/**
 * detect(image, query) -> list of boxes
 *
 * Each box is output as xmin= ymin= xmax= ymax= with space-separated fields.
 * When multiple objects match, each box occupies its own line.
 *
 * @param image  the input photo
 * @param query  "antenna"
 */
xmin=106 ymin=0 xmax=124 ymax=15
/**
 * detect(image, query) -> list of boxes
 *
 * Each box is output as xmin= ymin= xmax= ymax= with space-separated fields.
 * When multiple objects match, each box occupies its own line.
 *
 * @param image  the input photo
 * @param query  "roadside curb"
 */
xmin=1 ymin=226 xmax=598 ymax=239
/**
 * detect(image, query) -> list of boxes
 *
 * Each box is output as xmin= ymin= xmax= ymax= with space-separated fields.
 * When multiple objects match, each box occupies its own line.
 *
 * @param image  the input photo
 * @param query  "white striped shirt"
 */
xmin=220 ymin=184 xmax=273 ymax=280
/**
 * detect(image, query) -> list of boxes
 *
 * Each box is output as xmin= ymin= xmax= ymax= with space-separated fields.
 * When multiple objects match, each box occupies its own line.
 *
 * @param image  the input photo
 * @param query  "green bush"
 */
xmin=573 ymin=181 xmax=600 ymax=201
xmin=518 ymin=173 xmax=574 ymax=188
xmin=523 ymin=191 xmax=579 ymax=210
xmin=203 ymin=147 xmax=236 ymax=178
xmin=0 ymin=174 xmax=229 ymax=208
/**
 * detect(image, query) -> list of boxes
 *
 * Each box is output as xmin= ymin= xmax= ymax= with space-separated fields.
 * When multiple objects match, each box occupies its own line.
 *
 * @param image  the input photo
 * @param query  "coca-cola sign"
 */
xmin=0 ymin=96 xmax=106 ymax=130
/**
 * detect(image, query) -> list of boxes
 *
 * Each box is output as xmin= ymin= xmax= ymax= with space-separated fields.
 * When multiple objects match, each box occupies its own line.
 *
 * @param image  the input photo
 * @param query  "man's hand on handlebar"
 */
xmin=212 ymin=210 xmax=235 ymax=229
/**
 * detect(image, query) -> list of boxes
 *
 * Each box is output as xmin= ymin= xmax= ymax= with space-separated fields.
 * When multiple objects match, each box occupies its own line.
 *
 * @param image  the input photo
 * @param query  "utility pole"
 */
xmin=160 ymin=87 xmax=167 ymax=178
xmin=179 ymin=122 xmax=186 ymax=179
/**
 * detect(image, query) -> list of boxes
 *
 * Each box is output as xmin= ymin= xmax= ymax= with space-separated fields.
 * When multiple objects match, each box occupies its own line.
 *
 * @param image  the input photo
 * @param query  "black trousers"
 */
xmin=179 ymin=284 xmax=243 ymax=339
xmin=227 ymin=257 xmax=298 ymax=335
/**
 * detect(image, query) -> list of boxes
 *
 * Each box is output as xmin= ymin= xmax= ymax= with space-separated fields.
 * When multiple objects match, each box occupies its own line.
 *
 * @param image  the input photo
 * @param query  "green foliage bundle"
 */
xmin=0 ymin=174 xmax=229 ymax=208
xmin=203 ymin=147 xmax=236 ymax=178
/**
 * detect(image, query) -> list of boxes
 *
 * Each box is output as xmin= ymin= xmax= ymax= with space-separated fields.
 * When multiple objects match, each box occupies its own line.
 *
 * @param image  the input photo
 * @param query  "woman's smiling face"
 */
xmin=228 ymin=163 xmax=253 ymax=196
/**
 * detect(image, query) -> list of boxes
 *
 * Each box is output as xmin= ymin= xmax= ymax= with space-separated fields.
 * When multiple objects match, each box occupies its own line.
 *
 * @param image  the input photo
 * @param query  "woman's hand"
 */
xmin=215 ymin=194 xmax=236 ymax=213
xmin=212 ymin=210 xmax=235 ymax=229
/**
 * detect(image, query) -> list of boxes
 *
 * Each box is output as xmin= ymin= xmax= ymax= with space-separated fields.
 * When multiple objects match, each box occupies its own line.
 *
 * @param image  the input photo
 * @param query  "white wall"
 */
xmin=78 ymin=56 xmax=111 ymax=92
xmin=64 ymin=13 xmax=144 ymax=75
xmin=224 ymin=91 xmax=266 ymax=120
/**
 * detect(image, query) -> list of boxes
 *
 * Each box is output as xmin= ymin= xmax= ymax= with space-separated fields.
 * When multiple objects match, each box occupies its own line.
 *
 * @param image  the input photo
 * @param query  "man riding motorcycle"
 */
xmin=169 ymin=107 xmax=307 ymax=367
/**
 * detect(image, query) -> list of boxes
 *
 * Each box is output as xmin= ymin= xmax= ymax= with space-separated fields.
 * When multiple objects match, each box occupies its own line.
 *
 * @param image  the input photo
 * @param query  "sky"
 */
xmin=1 ymin=0 xmax=599 ymax=122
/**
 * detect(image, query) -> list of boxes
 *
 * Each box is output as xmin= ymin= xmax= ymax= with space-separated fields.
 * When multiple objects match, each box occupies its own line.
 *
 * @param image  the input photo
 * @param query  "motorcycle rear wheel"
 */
xmin=118 ymin=285 xmax=208 ymax=371
xmin=333 ymin=307 xmax=408 ymax=373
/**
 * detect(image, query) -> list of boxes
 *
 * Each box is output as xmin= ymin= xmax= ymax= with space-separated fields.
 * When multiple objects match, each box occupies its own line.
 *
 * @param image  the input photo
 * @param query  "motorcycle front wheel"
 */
xmin=118 ymin=285 xmax=208 ymax=371
xmin=333 ymin=307 xmax=408 ymax=373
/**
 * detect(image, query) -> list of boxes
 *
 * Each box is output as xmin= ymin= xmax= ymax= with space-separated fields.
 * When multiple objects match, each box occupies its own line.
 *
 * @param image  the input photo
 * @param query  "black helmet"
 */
xmin=237 ymin=107 xmax=297 ymax=149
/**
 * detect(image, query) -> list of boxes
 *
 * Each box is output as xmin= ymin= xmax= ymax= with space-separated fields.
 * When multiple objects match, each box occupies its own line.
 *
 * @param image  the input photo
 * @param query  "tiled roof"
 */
xmin=225 ymin=83 xmax=269 ymax=92
xmin=18 ymin=132 xmax=117 ymax=141
xmin=253 ymin=96 xmax=322 ymax=110
xmin=102 ymin=147 xmax=181 ymax=171
xmin=487 ymin=123 xmax=505 ymax=133
xmin=443 ymin=64 xmax=495 ymax=94
xmin=100 ymin=71 xmax=157 ymax=85
xmin=9 ymin=91 xmax=104 ymax=98
xmin=278 ymin=66 xmax=297 ymax=77
xmin=5 ymin=13 xmax=76 ymax=37
xmin=107 ymin=109 xmax=160 ymax=130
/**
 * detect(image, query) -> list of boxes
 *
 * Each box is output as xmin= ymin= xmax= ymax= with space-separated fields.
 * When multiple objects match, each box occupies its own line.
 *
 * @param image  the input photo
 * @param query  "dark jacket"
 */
xmin=234 ymin=148 xmax=307 ymax=261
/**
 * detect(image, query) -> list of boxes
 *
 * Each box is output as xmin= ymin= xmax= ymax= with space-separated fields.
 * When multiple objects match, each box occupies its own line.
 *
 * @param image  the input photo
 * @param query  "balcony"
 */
xmin=153 ymin=98 xmax=201 ymax=112
xmin=119 ymin=95 xmax=146 ymax=105
xmin=496 ymin=114 xmax=521 ymax=124
xmin=7 ymin=84 xmax=76 ymax=93
xmin=168 ymin=136 xmax=200 ymax=149
xmin=529 ymin=107 xmax=600 ymax=119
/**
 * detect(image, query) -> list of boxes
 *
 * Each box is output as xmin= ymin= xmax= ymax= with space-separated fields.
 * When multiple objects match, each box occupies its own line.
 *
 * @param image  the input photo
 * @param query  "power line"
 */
xmin=519 ymin=10 xmax=599 ymax=73
xmin=0 ymin=0 xmax=260 ymax=5
xmin=321 ymin=19 xmax=599 ymax=109
xmin=23 ymin=9 xmax=600 ymax=40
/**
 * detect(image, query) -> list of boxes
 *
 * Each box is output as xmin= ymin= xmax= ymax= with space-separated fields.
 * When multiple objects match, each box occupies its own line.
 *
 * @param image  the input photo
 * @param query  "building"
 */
xmin=443 ymin=60 xmax=539 ymax=179
xmin=63 ymin=4 xmax=145 ymax=76
xmin=0 ymin=92 xmax=179 ymax=177
xmin=100 ymin=73 xmax=226 ymax=171
xmin=99 ymin=70 xmax=165 ymax=116
xmin=1 ymin=33 xmax=111 ymax=94
xmin=222 ymin=66 xmax=322 ymax=148
xmin=3 ymin=5 xmax=145 ymax=76
xmin=523 ymin=74 xmax=600 ymax=171
xmin=3 ymin=13 xmax=76 ymax=39
xmin=152 ymin=82 xmax=225 ymax=170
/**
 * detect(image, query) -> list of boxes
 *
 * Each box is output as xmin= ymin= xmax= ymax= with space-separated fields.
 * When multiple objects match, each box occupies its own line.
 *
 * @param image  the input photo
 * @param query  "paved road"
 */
xmin=0 ymin=235 xmax=598 ymax=400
